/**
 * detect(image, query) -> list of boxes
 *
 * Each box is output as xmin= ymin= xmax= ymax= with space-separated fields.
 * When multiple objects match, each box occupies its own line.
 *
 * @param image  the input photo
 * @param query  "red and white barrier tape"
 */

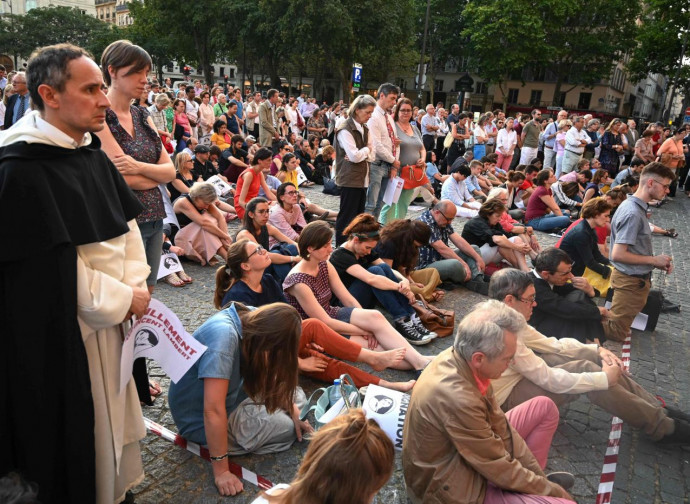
xmin=144 ymin=417 xmax=274 ymax=490
xmin=595 ymin=336 xmax=631 ymax=504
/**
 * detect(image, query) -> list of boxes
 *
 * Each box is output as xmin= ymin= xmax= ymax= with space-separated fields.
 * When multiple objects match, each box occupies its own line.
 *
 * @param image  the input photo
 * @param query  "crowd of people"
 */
xmin=1 ymin=40 xmax=689 ymax=504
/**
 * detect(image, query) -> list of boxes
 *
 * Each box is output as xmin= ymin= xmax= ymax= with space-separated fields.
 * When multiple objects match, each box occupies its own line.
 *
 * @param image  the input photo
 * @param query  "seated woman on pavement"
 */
xmin=268 ymin=182 xmax=308 ymax=245
xmin=235 ymin=197 xmax=300 ymax=283
xmin=210 ymin=119 xmax=232 ymax=151
xmin=556 ymin=197 xmax=612 ymax=294
xmin=461 ymin=199 xmax=531 ymax=272
xmin=486 ymin=188 xmax=541 ymax=261
xmin=283 ymin=222 xmax=434 ymax=376
xmin=524 ymin=168 xmax=572 ymax=232
xmin=503 ymin=170 xmax=527 ymax=220
xmin=251 ymin=410 xmax=395 ymax=504
xmin=329 ymin=214 xmax=436 ymax=343
xmin=173 ymin=182 xmax=232 ymax=266
xmin=582 ymin=169 xmax=612 ymax=205
xmin=168 ymin=303 xmax=311 ymax=498
xmin=213 ymin=240 xmax=413 ymax=392
xmin=168 ymin=152 xmax=196 ymax=203
xmin=234 ymin=147 xmax=277 ymax=219
xmin=375 ymin=219 xmax=445 ymax=303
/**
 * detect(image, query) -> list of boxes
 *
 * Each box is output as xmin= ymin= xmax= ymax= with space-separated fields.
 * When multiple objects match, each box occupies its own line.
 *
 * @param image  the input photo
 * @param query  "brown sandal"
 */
xmin=163 ymin=273 xmax=185 ymax=287
xmin=431 ymin=289 xmax=446 ymax=302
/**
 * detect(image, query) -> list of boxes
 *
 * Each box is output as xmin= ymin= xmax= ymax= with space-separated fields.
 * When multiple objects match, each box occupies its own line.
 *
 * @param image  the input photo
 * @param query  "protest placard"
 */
xmin=120 ymin=299 xmax=207 ymax=393
xmin=157 ymin=252 xmax=183 ymax=280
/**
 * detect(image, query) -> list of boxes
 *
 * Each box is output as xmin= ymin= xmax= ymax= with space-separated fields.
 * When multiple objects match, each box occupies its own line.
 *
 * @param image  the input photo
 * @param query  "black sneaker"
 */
xmin=395 ymin=318 xmax=433 ymax=346
xmin=410 ymin=314 xmax=437 ymax=339
xmin=546 ymin=472 xmax=575 ymax=491
xmin=658 ymin=418 xmax=690 ymax=445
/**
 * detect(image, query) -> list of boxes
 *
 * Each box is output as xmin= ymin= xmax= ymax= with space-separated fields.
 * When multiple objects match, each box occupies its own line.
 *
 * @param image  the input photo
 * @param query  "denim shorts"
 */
xmin=335 ymin=306 xmax=355 ymax=323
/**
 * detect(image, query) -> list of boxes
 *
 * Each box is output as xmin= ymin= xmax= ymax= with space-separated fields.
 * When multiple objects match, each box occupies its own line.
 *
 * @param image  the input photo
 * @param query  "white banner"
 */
xmin=207 ymin=174 xmax=233 ymax=196
xmin=362 ymin=384 xmax=410 ymax=451
xmin=157 ymin=252 xmax=184 ymax=280
xmin=120 ymin=299 xmax=207 ymax=393
xmin=382 ymin=176 xmax=404 ymax=205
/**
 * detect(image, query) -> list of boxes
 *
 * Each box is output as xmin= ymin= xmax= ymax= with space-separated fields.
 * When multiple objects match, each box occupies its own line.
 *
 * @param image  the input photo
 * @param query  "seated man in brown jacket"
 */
xmin=403 ymin=300 xmax=575 ymax=504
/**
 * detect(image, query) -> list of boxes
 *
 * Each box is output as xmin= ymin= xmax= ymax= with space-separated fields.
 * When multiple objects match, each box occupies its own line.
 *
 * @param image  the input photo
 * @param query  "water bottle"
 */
xmin=328 ymin=379 xmax=341 ymax=407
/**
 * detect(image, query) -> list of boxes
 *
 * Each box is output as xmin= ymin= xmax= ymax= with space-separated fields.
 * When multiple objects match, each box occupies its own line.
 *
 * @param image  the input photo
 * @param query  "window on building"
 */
xmin=476 ymin=82 xmax=488 ymax=95
xmin=219 ymin=67 xmax=225 ymax=78
xmin=529 ymin=90 xmax=542 ymax=106
xmin=434 ymin=80 xmax=444 ymax=92
xmin=444 ymin=58 xmax=458 ymax=73
xmin=25 ymin=0 xmax=37 ymax=10
xmin=507 ymin=88 xmax=519 ymax=104
xmin=577 ymin=92 xmax=592 ymax=110
xmin=229 ymin=69 xmax=235 ymax=78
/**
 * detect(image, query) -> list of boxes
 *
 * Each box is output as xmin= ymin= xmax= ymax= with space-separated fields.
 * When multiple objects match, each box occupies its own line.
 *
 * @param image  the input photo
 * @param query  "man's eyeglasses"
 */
xmin=247 ymin=245 xmax=266 ymax=258
xmin=436 ymin=209 xmax=454 ymax=222
xmin=517 ymin=295 xmax=536 ymax=304
xmin=554 ymin=268 xmax=573 ymax=277
xmin=650 ymin=179 xmax=671 ymax=190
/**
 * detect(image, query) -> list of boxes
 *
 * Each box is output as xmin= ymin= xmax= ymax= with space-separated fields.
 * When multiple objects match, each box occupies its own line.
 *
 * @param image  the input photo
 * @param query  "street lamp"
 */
xmin=1 ymin=0 xmax=18 ymax=68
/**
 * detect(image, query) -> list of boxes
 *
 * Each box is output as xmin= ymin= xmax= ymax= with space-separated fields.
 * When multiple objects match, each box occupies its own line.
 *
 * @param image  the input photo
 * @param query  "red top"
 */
xmin=519 ymin=179 xmax=534 ymax=191
xmin=234 ymin=167 xmax=262 ymax=219
xmin=524 ymin=185 xmax=551 ymax=222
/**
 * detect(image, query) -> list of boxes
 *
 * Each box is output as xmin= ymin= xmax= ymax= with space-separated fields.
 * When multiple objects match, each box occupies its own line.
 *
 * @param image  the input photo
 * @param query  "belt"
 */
xmin=565 ymin=149 xmax=582 ymax=155
xmin=619 ymin=270 xmax=652 ymax=280
xmin=544 ymin=146 xmax=553 ymax=150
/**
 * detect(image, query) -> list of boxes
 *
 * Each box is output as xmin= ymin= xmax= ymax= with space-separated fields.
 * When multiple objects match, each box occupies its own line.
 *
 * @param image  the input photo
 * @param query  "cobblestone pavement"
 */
xmin=133 ymin=185 xmax=690 ymax=503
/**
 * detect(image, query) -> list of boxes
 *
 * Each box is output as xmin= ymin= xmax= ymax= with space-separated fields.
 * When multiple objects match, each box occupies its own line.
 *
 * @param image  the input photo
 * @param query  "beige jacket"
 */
xmin=492 ymin=324 xmax=609 ymax=406
xmin=258 ymin=101 xmax=276 ymax=147
xmin=403 ymin=347 xmax=565 ymax=503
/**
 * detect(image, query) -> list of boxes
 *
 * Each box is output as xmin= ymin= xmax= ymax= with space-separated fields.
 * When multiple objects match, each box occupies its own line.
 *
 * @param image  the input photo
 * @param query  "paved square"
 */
xmin=134 ymin=187 xmax=690 ymax=503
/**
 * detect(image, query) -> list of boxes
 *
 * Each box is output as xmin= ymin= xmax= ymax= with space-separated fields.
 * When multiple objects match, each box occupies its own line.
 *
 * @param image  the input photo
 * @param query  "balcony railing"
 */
xmin=95 ymin=0 xmax=115 ymax=5
xmin=115 ymin=3 xmax=128 ymax=11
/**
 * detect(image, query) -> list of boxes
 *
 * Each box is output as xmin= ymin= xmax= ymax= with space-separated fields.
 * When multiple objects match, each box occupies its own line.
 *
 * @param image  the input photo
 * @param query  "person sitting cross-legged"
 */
xmin=403 ymin=300 xmax=576 ymax=504
xmin=415 ymin=200 xmax=486 ymax=288
xmin=530 ymin=247 xmax=607 ymax=344
xmin=488 ymin=268 xmax=690 ymax=446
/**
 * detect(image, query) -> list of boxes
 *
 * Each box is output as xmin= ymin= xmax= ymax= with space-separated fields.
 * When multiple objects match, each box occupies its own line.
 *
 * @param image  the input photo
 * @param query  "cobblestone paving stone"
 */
xmin=132 ymin=185 xmax=690 ymax=503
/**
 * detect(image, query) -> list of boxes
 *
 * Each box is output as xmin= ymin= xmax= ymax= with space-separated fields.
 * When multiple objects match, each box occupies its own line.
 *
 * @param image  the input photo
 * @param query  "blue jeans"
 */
xmin=365 ymin=162 xmax=391 ymax=218
xmin=427 ymin=246 xmax=482 ymax=284
xmin=527 ymin=214 xmax=571 ymax=232
xmin=347 ymin=263 xmax=413 ymax=320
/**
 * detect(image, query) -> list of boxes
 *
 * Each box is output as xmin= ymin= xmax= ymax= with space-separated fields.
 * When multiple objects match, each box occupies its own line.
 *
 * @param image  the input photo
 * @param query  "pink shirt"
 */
xmin=555 ymin=132 xmax=566 ymax=156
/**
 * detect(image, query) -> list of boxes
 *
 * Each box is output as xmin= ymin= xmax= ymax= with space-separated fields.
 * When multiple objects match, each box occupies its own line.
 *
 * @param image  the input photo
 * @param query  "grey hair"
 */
xmin=454 ymin=300 xmax=525 ymax=361
xmin=189 ymin=182 xmax=218 ymax=204
xmin=488 ymin=268 xmax=534 ymax=302
xmin=587 ymin=119 xmax=600 ymax=128
xmin=348 ymin=94 xmax=376 ymax=118
xmin=487 ymin=187 xmax=507 ymax=201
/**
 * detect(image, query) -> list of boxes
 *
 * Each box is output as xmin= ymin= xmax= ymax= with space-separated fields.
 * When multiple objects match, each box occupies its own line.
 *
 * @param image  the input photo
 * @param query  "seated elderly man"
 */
xmin=488 ymin=268 xmax=690 ymax=444
xmin=403 ymin=300 xmax=575 ymax=504
xmin=531 ymin=247 xmax=607 ymax=344
xmin=416 ymin=200 xmax=486 ymax=289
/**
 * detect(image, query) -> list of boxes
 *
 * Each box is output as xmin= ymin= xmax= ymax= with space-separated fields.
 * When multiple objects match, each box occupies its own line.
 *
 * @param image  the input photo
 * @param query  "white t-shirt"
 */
xmin=250 ymin=483 xmax=290 ymax=503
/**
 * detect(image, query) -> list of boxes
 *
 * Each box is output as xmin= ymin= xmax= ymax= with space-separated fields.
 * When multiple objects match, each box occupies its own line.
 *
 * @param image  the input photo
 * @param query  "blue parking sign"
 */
xmin=352 ymin=64 xmax=362 ymax=85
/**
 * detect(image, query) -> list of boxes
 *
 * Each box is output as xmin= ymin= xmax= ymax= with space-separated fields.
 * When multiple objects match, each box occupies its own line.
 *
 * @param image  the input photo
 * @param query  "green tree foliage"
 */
xmin=460 ymin=0 xmax=640 ymax=107
xmin=628 ymin=0 xmax=690 ymax=92
xmin=128 ymin=0 xmax=231 ymax=85
xmin=0 ymin=7 xmax=114 ymax=61
xmin=462 ymin=0 xmax=547 ymax=108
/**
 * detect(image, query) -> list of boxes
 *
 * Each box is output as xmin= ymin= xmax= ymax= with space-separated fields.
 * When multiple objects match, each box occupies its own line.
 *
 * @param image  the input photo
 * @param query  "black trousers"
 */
xmin=422 ymin=134 xmax=436 ymax=152
xmin=336 ymin=187 xmax=367 ymax=246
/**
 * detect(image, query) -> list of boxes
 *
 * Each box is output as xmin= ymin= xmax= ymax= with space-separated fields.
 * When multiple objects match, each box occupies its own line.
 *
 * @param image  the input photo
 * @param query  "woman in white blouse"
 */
xmin=496 ymin=117 xmax=517 ymax=171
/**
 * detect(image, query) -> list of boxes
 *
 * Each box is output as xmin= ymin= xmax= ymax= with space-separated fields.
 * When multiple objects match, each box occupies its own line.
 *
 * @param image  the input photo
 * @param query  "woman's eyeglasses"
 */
xmin=247 ymin=245 xmax=266 ymax=258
